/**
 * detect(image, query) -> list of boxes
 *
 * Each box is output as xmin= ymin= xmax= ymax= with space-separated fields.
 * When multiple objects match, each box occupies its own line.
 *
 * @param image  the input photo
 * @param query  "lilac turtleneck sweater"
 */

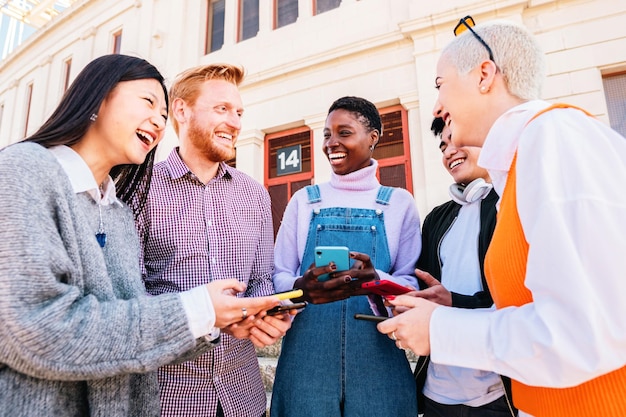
xmin=273 ymin=159 xmax=421 ymax=292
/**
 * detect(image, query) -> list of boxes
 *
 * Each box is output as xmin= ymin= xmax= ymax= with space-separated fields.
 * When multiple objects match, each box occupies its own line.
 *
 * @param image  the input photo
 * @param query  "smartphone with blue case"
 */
xmin=314 ymin=246 xmax=350 ymax=281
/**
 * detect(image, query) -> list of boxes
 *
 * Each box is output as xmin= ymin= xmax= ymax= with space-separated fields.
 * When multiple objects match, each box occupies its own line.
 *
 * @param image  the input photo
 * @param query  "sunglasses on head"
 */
xmin=454 ymin=15 xmax=495 ymax=64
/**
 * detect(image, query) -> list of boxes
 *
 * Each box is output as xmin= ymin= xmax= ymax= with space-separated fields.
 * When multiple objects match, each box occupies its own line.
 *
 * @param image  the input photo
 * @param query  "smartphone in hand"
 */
xmin=314 ymin=246 xmax=350 ymax=281
xmin=361 ymin=280 xmax=411 ymax=296
xmin=267 ymin=302 xmax=308 ymax=316
xmin=354 ymin=313 xmax=388 ymax=322
xmin=274 ymin=289 xmax=304 ymax=301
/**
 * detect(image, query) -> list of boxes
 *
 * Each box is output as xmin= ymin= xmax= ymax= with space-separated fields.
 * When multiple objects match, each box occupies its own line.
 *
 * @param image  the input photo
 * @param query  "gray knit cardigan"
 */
xmin=0 ymin=143 xmax=213 ymax=416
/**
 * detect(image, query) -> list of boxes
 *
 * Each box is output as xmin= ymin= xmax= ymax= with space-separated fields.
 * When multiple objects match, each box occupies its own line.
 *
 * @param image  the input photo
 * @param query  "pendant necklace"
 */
xmin=96 ymin=185 xmax=107 ymax=247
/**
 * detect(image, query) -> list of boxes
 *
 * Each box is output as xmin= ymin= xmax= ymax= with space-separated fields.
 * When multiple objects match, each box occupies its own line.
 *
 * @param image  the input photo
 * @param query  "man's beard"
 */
xmin=187 ymin=117 xmax=235 ymax=163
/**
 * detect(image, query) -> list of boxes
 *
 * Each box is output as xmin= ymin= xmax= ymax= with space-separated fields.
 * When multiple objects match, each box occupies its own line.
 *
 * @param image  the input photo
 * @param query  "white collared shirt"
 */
xmin=49 ymin=145 xmax=120 ymax=206
xmin=430 ymin=100 xmax=626 ymax=398
xmin=49 ymin=145 xmax=219 ymax=340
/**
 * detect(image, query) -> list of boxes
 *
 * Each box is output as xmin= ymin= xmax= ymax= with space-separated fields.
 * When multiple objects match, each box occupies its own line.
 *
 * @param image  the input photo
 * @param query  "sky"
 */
xmin=1 ymin=13 xmax=37 ymax=60
xmin=0 ymin=1 xmax=72 ymax=61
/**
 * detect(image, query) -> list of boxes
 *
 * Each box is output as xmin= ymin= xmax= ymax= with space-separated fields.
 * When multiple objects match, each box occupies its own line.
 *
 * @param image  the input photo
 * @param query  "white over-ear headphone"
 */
xmin=448 ymin=178 xmax=493 ymax=205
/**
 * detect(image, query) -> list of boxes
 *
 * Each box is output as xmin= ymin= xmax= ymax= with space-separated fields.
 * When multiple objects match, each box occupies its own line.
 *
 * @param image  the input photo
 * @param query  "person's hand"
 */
xmin=294 ymin=251 xmax=381 ymax=304
xmin=344 ymin=252 xmax=380 ymax=295
xmin=205 ymin=279 xmax=280 ymax=328
xmin=248 ymin=312 xmax=294 ymax=348
xmin=411 ymin=268 xmax=453 ymax=306
xmin=293 ymin=261 xmax=354 ymax=304
xmin=377 ymin=295 xmax=440 ymax=355
xmin=223 ymin=305 xmax=298 ymax=345
xmin=221 ymin=316 xmax=257 ymax=339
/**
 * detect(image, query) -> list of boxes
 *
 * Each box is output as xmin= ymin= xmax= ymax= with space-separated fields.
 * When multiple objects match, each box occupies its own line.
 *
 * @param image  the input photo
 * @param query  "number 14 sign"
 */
xmin=276 ymin=144 xmax=302 ymax=176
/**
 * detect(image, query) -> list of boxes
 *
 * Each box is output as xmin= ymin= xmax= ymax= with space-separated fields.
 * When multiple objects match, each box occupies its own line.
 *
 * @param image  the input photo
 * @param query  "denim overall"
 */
xmin=270 ymin=185 xmax=417 ymax=417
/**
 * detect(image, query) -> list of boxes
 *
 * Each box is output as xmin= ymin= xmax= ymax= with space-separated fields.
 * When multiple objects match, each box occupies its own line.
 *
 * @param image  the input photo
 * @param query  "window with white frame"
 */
xmin=112 ymin=30 xmax=122 ymax=54
xmin=239 ymin=0 xmax=259 ymax=42
xmin=314 ymin=0 xmax=341 ymax=15
xmin=275 ymin=0 xmax=298 ymax=28
xmin=206 ymin=0 xmax=225 ymax=53
xmin=0 ymin=103 xmax=4 ymax=139
xmin=23 ymin=83 xmax=34 ymax=138
xmin=62 ymin=57 xmax=72 ymax=92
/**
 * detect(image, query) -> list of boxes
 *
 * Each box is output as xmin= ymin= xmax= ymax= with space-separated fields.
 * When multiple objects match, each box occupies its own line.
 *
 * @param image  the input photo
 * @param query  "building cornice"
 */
xmin=399 ymin=0 xmax=530 ymax=39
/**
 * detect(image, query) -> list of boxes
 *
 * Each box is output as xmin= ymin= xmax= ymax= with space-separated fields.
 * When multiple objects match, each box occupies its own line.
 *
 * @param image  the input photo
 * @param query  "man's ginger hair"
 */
xmin=168 ymin=63 xmax=245 ymax=134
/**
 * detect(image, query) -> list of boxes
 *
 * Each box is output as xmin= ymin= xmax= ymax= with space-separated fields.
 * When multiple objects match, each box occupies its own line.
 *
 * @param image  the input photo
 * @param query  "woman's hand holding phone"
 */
xmin=293 ymin=249 xmax=380 ymax=304
xmin=288 ymin=245 xmax=352 ymax=304
xmin=247 ymin=312 xmax=293 ymax=348
xmin=293 ymin=267 xmax=353 ymax=304
xmin=224 ymin=308 xmax=295 ymax=348
xmin=343 ymin=252 xmax=381 ymax=295
xmin=222 ymin=289 xmax=304 ymax=346
xmin=206 ymin=279 xmax=279 ymax=328
xmin=314 ymin=246 xmax=350 ymax=281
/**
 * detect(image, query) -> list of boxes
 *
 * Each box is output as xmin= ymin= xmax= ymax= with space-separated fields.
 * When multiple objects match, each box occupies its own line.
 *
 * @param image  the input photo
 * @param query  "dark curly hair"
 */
xmin=327 ymin=96 xmax=383 ymax=136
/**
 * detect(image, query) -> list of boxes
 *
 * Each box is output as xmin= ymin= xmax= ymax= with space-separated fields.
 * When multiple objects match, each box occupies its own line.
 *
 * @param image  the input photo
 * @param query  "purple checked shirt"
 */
xmin=136 ymin=148 xmax=275 ymax=417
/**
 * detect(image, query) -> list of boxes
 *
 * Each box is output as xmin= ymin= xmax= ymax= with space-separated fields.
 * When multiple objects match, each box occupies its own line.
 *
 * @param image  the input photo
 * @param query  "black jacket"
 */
xmin=413 ymin=189 xmax=517 ymax=415
xmin=416 ymin=189 xmax=497 ymax=307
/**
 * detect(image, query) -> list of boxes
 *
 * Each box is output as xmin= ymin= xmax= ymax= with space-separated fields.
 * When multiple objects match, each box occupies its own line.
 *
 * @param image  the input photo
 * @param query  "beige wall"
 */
xmin=1 ymin=0 xmax=625 ymax=217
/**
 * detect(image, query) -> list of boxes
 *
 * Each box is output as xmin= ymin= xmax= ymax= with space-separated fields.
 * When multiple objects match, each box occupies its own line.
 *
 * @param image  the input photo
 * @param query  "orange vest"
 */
xmin=484 ymin=104 xmax=626 ymax=416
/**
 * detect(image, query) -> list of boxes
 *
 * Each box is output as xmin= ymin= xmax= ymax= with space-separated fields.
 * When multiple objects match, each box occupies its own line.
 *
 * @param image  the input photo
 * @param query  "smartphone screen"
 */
xmin=314 ymin=246 xmax=350 ymax=281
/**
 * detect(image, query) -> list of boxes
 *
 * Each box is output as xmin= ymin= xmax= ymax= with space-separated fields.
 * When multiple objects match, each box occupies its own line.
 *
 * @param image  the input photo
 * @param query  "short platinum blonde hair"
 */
xmin=442 ymin=19 xmax=545 ymax=100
